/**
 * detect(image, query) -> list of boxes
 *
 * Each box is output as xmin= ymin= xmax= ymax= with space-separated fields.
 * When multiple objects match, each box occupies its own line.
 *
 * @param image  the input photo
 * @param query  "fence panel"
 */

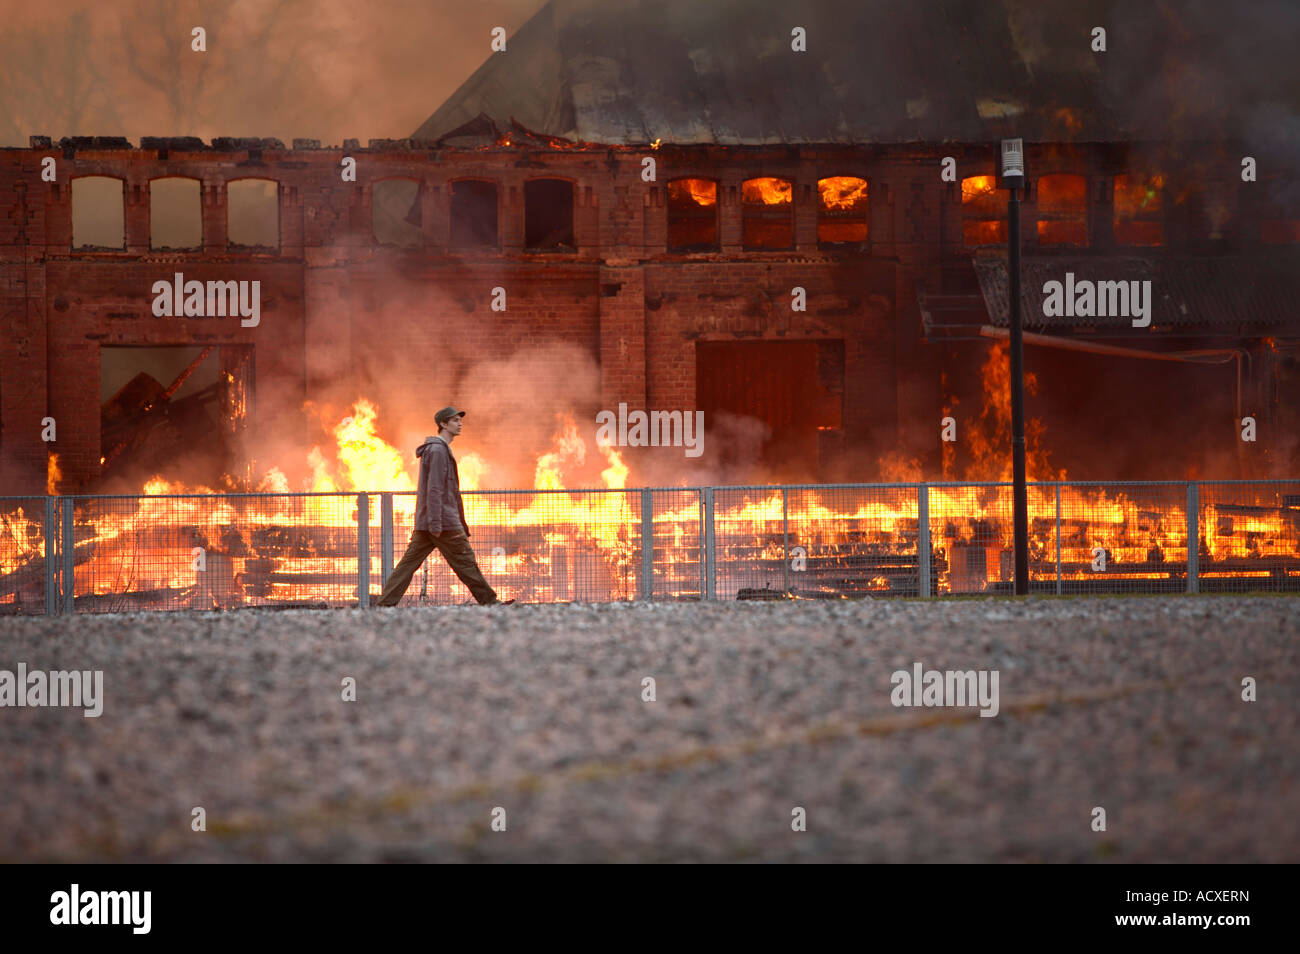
xmin=927 ymin=484 xmax=1019 ymax=595
xmin=711 ymin=485 xmax=921 ymax=600
xmin=383 ymin=490 xmax=643 ymax=605
xmin=1197 ymin=481 xmax=1300 ymax=593
xmin=650 ymin=490 xmax=703 ymax=601
xmin=0 ymin=497 xmax=50 ymax=616
xmin=787 ymin=485 xmax=921 ymax=599
xmin=64 ymin=494 xmax=367 ymax=612
xmin=18 ymin=481 xmax=1300 ymax=610
xmin=1056 ymin=482 xmax=1191 ymax=594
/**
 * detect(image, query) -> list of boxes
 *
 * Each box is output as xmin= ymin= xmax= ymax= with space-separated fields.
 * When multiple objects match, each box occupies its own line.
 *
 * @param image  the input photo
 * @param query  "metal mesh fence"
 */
xmin=651 ymin=490 xmax=703 ymax=601
xmin=65 ymin=494 xmax=368 ymax=612
xmin=1198 ymin=481 xmax=1300 ymax=593
xmin=0 ymin=497 xmax=50 ymax=616
xmin=1057 ymin=482 xmax=1190 ymax=594
xmin=384 ymin=490 xmax=643 ymax=605
xmin=710 ymin=487 xmax=786 ymax=600
xmin=711 ymin=485 xmax=921 ymax=600
xmin=11 ymin=481 xmax=1300 ymax=613
xmin=928 ymin=484 xmax=1018 ymax=595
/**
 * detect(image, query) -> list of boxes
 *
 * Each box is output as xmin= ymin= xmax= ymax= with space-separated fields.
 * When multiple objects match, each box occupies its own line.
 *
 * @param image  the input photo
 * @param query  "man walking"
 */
xmin=376 ymin=406 xmax=514 ymax=607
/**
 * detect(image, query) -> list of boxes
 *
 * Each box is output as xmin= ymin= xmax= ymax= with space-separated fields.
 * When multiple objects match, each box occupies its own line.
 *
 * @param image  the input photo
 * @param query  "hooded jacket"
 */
xmin=415 ymin=435 xmax=469 ymax=536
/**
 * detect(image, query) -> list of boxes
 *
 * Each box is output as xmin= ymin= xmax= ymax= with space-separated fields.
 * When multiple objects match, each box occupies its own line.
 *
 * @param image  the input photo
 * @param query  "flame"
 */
xmin=962 ymin=175 xmax=999 ymax=205
xmin=743 ymin=177 xmax=792 ymax=206
xmin=307 ymin=447 xmax=337 ymax=492
xmin=964 ymin=220 xmax=1007 ymax=245
xmin=534 ymin=414 xmax=586 ymax=490
xmin=1114 ymin=173 xmax=1165 ymax=217
xmin=330 ymin=399 xmax=415 ymax=493
xmin=457 ymin=452 xmax=486 ymax=491
xmin=818 ymin=177 xmax=868 ymax=211
xmin=22 ymin=384 xmax=1289 ymax=613
xmin=597 ymin=439 xmax=628 ymax=489
xmin=259 ymin=468 xmax=291 ymax=493
xmin=1114 ymin=173 xmax=1165 ymax=245
xmin=966 ymin=342 xmax=1062 ymax=482
xmin=940 ymin=376 xmax=958 ymax=480
xmin=1037 ymin=174 xmax=1086 ymax=212
xmin=879 ymin=451 xmax=923 ymax=482
xmin=46 ymin=454 xmax=61 ymax=495
xmin=962 ymin=176 xmax=1006 ymax=245
xmin=668 ymin=178 xmax=717 ymax=207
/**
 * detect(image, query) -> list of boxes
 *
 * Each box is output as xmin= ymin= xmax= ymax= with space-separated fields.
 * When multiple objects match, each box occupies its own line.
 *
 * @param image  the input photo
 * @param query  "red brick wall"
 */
xmin=4 ymin=137 xmax=1280 ymax=492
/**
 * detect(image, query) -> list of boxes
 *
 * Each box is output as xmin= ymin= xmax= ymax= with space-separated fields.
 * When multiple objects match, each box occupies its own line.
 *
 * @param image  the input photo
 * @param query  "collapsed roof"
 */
xmin=413 ymin=0 xmax=1300 ymax=147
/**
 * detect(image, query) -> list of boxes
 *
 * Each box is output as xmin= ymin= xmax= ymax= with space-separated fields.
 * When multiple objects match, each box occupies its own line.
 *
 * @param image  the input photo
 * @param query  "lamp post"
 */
xmin=1001 ymin=138 xmax=1030 ymax=596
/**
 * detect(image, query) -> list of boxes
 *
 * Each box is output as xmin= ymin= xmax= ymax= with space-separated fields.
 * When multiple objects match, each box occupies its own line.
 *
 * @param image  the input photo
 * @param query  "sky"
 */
xmin=0 ymin=0 xmax=549 ymax=147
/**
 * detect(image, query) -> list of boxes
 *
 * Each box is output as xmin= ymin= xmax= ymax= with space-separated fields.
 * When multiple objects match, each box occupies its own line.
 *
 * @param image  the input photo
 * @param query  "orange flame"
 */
xmin=962 ymin=174 xmax=1000 ymax=206
xmin=818 ymin=177 xmax=868 ymax=211
xmin=743 ymin=177 xmax=792 ymax=206
xmin=966 ymin=342 xmax=1062 ymax=482
xmin=669 ymin=178 xmax=717 ymax=207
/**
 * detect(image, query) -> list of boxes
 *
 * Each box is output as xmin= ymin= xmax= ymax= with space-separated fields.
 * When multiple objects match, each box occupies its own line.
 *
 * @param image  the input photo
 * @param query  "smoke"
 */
xmin=0 ymin=0 xmax=548 ymax=148
xmin=227 ymin=247 xmax=606 ymax=491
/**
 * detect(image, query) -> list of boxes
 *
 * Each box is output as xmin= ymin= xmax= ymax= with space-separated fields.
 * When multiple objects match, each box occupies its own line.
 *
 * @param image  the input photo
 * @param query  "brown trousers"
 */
xmin=377 ymin=529 xmax=498 ymax=606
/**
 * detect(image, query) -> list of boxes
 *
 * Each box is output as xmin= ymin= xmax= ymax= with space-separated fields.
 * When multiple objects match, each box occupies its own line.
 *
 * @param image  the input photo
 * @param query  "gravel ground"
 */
xmin=1 ymin=596 xmax=1297 ymax=863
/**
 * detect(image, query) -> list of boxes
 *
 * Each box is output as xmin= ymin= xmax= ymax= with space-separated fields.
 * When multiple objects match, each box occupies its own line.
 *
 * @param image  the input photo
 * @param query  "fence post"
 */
xmin=43 ymin=497 xmax=56 ymax=616
xmin=640 ymin=489 xmax=653 ymax=601
xmin=782 ymin=487 xmax=790 ymax=596
xmin=1187 ymin=482 xmax=1199 ymax=594
xmin=1055 ymin=483 xmax=1063 ymax=596
xmin=380 ymin=492 xmax=394 ymax=588
xmin=702 ymin=488 xmax=716 ymax=601
xmin=61 ymin=498 xmax=75 ymax=615
xmin=917 ymin=484 xmax=931 ymax=598
xmin=357 ymin=493 xmax=370 ymax=608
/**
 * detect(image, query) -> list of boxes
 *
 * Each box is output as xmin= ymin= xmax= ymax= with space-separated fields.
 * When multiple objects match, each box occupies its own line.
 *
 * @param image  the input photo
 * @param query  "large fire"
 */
xmin=3 ymin=372 xmax=1297 ymax=610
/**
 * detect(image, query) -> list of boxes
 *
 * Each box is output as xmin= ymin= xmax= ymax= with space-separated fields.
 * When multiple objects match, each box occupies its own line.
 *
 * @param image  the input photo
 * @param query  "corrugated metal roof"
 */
xmin=974 ymin=256 xmax=1300 ymax=331
xmin=413 ymin=0 xmax=1300 ymax=146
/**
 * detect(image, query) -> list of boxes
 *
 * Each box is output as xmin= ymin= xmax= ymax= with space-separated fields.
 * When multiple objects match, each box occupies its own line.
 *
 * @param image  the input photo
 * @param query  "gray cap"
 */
xmin=435 ymin=405 xmax=467 ymax=426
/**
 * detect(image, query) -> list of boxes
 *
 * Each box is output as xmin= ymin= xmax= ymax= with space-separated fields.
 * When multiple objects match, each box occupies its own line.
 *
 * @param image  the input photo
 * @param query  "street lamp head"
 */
xmin=1000 ymin=138 xmax=1025 ymax=190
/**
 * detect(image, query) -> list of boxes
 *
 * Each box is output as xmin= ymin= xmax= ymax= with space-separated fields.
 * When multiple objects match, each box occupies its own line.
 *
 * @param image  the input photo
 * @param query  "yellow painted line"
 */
xmin=200 ymin=677 xmax=1221 ymax=839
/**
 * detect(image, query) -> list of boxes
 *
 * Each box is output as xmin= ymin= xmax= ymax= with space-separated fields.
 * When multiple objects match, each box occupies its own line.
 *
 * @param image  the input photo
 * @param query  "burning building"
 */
xmin=1 ymin=0 xmax=1299 ymax=610
xmin=1 ymin=0 xmax=1298 ymax=495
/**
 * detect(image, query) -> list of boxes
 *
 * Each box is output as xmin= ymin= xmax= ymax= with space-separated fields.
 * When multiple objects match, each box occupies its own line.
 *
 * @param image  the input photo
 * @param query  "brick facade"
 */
xmin=1 ymin=137 xmax=1295 ymax=492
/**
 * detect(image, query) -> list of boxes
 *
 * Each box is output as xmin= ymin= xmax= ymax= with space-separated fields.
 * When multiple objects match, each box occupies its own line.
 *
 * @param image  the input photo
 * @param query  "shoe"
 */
xmin=488 ymin=598 xmax=516 ymax=606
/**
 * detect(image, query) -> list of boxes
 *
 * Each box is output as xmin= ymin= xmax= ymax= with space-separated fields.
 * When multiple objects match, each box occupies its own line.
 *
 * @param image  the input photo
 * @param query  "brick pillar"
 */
xmin=202 ymin=179 xmax=227 ymax=250
xmin=45 ymin=172 xmax=73 ymax=250
xmin=280 ymin=181 xmax=303 ymax=254
xmin=642 ymin=186 xmax=666 ymax=252
xmin=795 ymin=179 xmax=818 ymax=251
xmin=501 ymin=180 xmax=524 ymax=251
xmin=575 ymin=182 xmax=598 ymax=253
xmin=720 ymin=181 xmax=742 ymax=252
xmin=0 ymin=180 xmax=51 ymax=493
xmin=124 ymin=177 xmax=149 ymax=252
xmin=304 ymin=248 xmax=353 ymax=402
xmin=598 ymin=265 xmax=646 ymax=411
xmin=425 ymin=179 xmax=447 ymax=249
xmin=1092 ymin=174 xmax=1115 ymax=251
